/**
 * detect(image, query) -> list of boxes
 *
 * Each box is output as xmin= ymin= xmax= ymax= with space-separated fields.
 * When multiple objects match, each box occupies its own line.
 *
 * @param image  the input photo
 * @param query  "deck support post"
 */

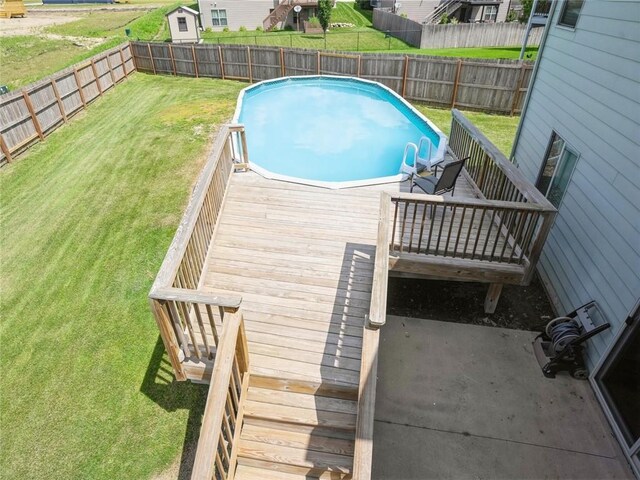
xmin=484 ymin=283 xmax=503 ymax=314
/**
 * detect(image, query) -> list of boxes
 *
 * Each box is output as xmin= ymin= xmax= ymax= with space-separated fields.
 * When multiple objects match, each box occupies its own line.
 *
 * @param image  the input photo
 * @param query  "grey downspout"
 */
xmin=509 ymin=0 xmax=558 ymax=161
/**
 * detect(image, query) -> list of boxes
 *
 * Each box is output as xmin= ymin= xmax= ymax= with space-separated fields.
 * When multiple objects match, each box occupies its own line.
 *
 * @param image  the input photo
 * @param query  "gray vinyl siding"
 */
xmin=199 ymin=0 xmax=277 ymax=31
xmin=396 ymin=0 xmax=508 ymax=23
xmin=512 ymin=0 xmax=640 ymax=369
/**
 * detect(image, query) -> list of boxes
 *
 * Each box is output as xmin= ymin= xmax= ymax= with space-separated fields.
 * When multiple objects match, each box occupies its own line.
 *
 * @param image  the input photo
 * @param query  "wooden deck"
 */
xmin=189 ymin=167 xmax=481 ymax=386
xmin=150 ymin=114 xmax=556 ymax=479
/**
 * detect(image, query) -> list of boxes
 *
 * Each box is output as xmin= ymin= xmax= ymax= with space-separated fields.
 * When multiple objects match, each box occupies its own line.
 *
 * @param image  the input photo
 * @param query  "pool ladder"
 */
xmin=401 ymin=136 xmax=433 ymax=175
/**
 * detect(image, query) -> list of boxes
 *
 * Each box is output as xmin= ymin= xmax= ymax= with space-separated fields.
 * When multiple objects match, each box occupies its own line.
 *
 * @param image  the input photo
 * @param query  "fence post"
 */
xmin=402 ymin=55 xmax=409 ymax=98
xmin=50 ymin=79 xmax=67 ymax=123
xmin=279 ymin=48 xmax=285 ymax=77
xmin=168 ymin=44 xmax=177 ymax=76
xmin=218 ymin=46 xmax=225 ymax=79
xmin=357 ymin=55 xmax=362 ymax=78
xmin=451 ymin=58 xmax=463 ymax=108
xmin=192 ymin=45 xmax=199 ymax=78
xmin=0 ymin=134 xmax=12 ymax=163
xmin=22 ymin=90 xmax=45 ymax=140
xmin=356 ymin=32 xmax=360 ymax=51
xmin=317 ymin=50 xmax=320 ymax=74
xmin=147 ymin=43 xmax=157 ymax=74
xmin=510 ymin=62 xmax=527 ymax=116
xmin=73 ymin=68 xmax=87 ymax=107
xmin=247 ymin=46 xmax=253 ymax=83
xmin=90 ymin=59 xmax=103 ymax=96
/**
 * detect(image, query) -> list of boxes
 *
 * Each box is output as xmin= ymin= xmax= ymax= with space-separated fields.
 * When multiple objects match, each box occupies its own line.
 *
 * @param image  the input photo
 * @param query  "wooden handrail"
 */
xmin=191 ymin=309 xmax=250 ymax=480
xmin=368 ymin=192 xmax=391 ymax=328
xmin=150 ymin=287 xmax=241 ymax=309
xmin=149 ymin=124 xmax=249 ymax=380
xmin=450 ymin=109 xmax=555 ymax=210
xmin=353 ymin=325 xmax=380 ymax=479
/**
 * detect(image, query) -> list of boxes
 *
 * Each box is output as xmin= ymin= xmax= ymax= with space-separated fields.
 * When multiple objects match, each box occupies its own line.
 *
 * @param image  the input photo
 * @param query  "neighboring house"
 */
xmin=511 ymin=0 xmax=639 ymax=473
xmin=197 ymin=0 xmax=326 ymax=32
xmin=167 ymin=6 xmax=201 ymax=43
xmin=371 ymin=0 xmax=510 ymax=24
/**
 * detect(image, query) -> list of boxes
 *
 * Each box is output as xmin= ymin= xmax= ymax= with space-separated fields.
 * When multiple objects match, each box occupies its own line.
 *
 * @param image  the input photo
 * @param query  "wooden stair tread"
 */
xmin=238 ymin=440 xmax=352 ymax=473
xmin=247 ymin=386 xmax=358 ymax=416
xmin=241 ymin=423 xmax=355 ymax=456
xmin=234 ymin=464 xmax=315 ymax=480
xmin=244 ymin=399 xmax=357 ymax=430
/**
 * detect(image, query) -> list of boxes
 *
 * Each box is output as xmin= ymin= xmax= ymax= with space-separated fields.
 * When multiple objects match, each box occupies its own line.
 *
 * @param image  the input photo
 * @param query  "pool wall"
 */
xmin=232 ymin=75 xmax=448 ymax=189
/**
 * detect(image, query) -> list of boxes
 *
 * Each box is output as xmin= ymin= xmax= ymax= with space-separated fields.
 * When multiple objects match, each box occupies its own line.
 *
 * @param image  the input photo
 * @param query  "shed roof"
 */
xmin=166 ymin=5 xmax=199 ymax=17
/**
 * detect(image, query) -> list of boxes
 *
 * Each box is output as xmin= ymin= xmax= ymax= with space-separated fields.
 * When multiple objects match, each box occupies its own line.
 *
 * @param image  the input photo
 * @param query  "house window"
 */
xmin=177 ymin=17 xmax=188 ymax=32
xmin=484 ymin=5 xmax=498 ymax=22
xmin=211 ymin=9 xmax=228 ymax=27
xmin=557 ymin=0 xmax=583 ymax=28
xmin=536 ymin=132 xmax=579 ymax=208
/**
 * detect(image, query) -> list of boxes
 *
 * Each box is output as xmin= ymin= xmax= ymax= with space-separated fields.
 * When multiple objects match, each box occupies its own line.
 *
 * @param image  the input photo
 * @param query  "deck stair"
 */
xmin=234 ymin=376 xmax=357 ymax=479
xmin=263 ymin=0 xmax=318 ymax=31
xmin=424 ymin=0 xmax=462 ymax=24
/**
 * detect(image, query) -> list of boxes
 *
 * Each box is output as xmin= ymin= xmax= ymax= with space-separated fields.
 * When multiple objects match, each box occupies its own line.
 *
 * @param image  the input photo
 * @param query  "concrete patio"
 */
xmin=372 ymin=316 xmax=633 ymax=479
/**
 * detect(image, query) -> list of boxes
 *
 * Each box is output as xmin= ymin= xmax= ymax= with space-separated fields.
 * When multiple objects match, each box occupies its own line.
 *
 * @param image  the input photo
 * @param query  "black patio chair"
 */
xmin=410 ymin=157 xmax=468 ymax=196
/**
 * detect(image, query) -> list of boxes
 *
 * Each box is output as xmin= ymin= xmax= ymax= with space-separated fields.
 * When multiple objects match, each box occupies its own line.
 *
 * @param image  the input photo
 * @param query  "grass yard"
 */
xmin=0 ymin=71 xmax=519 ymax=479
xmin=0 ymin=74 xmax=244 ymax=479
xmin=378 ymin=45 xmax=539 ymax=60
xmin=0 ymin=5 xmax=174 ymax=89
xmin=413 ymin=104 xmax=520 ymax=155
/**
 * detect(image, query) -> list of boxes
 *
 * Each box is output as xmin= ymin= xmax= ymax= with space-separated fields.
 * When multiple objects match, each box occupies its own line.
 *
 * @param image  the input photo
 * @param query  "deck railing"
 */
xmin=149 ymin=124 xmax=248 ymax=380
xmin=191 ymin=308 xmax=250 ymax=480
xmin=389 ymin=193 xmax=549 ymax=266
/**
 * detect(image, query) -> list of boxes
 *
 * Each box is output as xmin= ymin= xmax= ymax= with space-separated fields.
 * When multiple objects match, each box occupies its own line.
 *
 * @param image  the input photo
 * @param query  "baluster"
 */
xmin=444 ymin=205 xmax=457 ymax=257
xmin=180 ymin=301 xmax=201 ymax=360
xmin=489 ymin=208 xmax=506 ymax=262
xmin=399 ymin=201 xmax=409 ymax=252
xmin=416 ymin=201 xmax=428 ymax=254
xmin=470 ymin=207 xmax=487 ymax=260
xmin=167 ymin=301 xmax=192 ymax=357
xmin=390 ymin=201 xmax=399 ymax=251
xmin=194 ymin=305 xmax=213 ymax=359
xmin=519 ymin=212 xmax=540 ymax=263
xmin=425 ymin=201 xmax=437 ymax=254
xmin=205 ymin=304 xmax=220 ymax=347
xmin=452 ymin=206 xmax=466 ymax=258
xmin=407 ymin=200 xmax=419 ymax=253
xmin=462 ymin=207 xmax=477 ymax=259
xmin=480 ymin=207 xmax=497 ymax=261
xmin=508 ymin=211 xmax=528 ymax=263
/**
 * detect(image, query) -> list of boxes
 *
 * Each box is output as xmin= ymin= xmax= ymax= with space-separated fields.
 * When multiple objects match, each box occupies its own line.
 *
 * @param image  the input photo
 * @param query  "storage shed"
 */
xmin=167 ymin=6 xmax=200 ymax=44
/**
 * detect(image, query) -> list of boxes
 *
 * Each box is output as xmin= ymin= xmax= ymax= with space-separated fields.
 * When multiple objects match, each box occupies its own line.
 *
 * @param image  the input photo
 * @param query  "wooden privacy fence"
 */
xmin=130 ymin=41 xmax=534 ymax=115
xmin=149 ymin=124 xmax=249 ymax=381
xmin=0 ymin=43 xmax=135 ymax=167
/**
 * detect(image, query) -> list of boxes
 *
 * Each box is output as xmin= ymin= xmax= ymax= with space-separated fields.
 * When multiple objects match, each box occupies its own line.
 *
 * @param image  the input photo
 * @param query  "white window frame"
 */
xmin=484 ymin=5 xmax=498 ymax=22
xmin=177 ymin=17 xmax=188 ymax=32
xmin=211 ymin=9 xmax=228 ymax=27
xmin=535 ymin=131 xmax=579 ymax=208
xmin=557 ymin=0 xmax=583 ymax=29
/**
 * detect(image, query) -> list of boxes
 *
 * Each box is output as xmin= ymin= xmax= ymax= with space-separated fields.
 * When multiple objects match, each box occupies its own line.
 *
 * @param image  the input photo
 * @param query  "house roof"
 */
xmin=166 ymin=5 xmax=199 ymax=17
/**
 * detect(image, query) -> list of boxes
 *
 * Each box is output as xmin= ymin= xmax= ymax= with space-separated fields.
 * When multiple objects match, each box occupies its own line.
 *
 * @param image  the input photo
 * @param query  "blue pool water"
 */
xmin=234 ymin=76 xmax=446 ymax=187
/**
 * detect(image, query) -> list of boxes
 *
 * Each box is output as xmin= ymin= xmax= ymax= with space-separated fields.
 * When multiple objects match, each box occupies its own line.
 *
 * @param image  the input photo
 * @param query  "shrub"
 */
xmin=308 ymin=16 xmax=321 ymax=27
xmin=506 ymin=9 xmax=518 ymax=22
xmin=239 ymin=25 xmax=247 ymax=32
xmin=255 ymin=26 xmax=263 ymax=32
xmin=439 ymin=12 xmax=451 ymax=24
xmin=271 ymin=25 xmax=279 ymax=32
xmin=222 ymin=26 xmax=230 ymax=32
xmin=450 ymin=17 xmax=459 ymax=25
xmin=400 ymin=13 xmax=408 ymax=18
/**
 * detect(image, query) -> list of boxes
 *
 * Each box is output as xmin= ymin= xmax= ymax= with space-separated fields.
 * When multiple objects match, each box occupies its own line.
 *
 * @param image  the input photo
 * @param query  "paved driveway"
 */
xmin=372 ymin=316 xmax=632 ymax=479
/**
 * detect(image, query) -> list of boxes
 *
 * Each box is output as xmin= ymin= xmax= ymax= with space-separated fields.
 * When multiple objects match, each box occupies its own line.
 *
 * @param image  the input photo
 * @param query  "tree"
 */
xmin=520 ymin=0 xmax=533 ymax=23
xmin=317 ymin=0 xmax=333 ymax=33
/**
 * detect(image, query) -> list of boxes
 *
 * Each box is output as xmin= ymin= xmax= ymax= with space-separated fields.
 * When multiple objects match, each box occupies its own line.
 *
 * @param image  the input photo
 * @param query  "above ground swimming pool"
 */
xmin=233 ymin=76 xmax=447 ymax=189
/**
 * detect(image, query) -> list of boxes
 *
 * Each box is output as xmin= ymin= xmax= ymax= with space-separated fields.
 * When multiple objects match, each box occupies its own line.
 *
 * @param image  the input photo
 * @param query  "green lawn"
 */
xmin=45 ymin=10 xmax=145 ymax=37
xmin=0 ymin=72 xmax=518 ymax=478
xmin=380 ymin=45 xmax=539 ymax=60
xmin=0 ymin=5 xmax=173 ymax=89
xmin=0 ymin=74 xmax=244 ymax=479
